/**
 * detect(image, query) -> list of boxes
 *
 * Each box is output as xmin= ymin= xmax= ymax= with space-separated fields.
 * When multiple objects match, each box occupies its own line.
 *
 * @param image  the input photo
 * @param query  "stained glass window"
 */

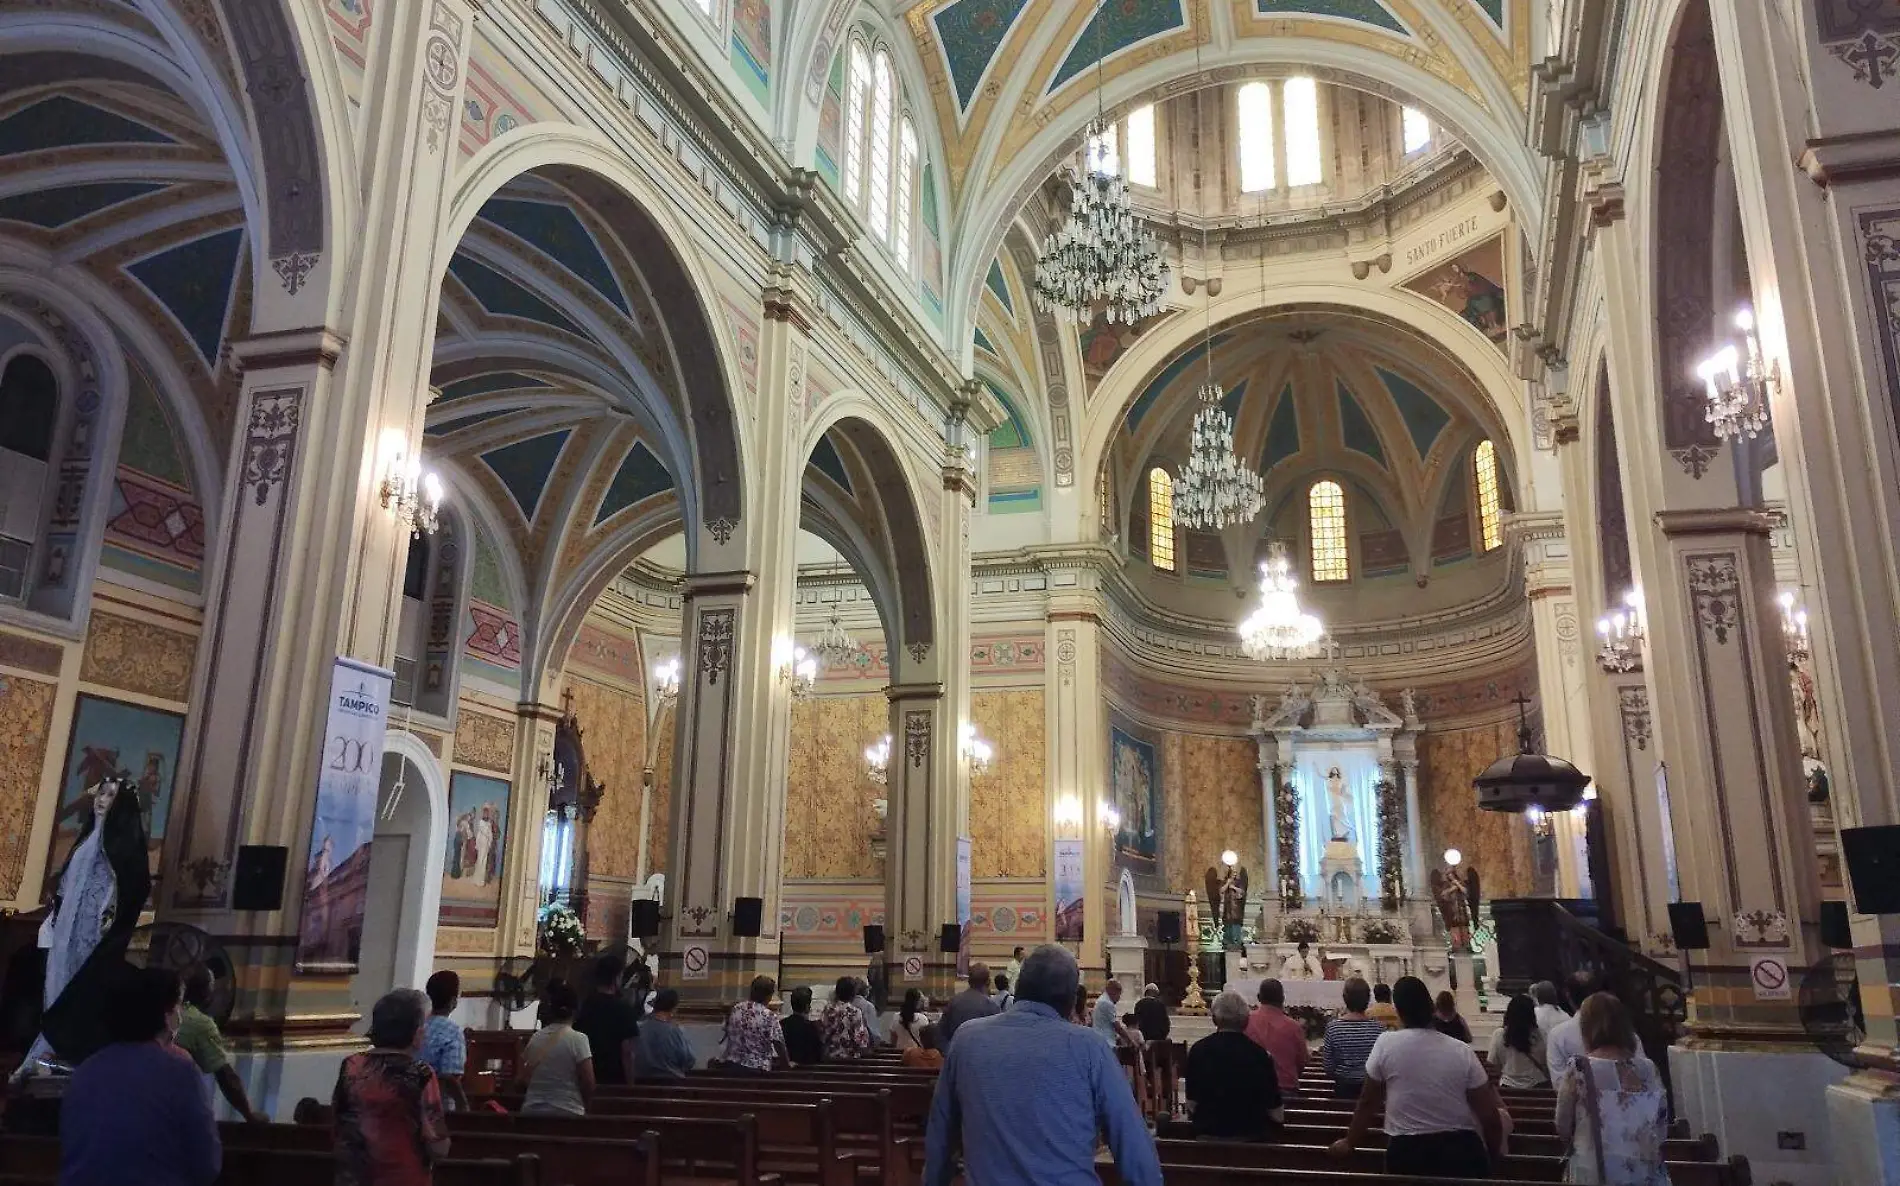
xmin=1309 ymin=479 xmax=1349 ymax=581
xmin=844 ymin=43 xmax=870 ymax=204
xmin=868 ymin=52 xmax=895 ymax=241
xmin=1149 ymin=468 xmax=1177 ymax=572
xmin=894 ymin=119 xmax=918 ymax=268
xmin=1475 ymin=439 xmax=1503 ymax=551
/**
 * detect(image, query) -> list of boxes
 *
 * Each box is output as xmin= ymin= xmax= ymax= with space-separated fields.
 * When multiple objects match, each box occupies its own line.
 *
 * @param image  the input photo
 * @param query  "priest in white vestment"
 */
xmin=1280 ymin=941 xmax=1325 ymax=980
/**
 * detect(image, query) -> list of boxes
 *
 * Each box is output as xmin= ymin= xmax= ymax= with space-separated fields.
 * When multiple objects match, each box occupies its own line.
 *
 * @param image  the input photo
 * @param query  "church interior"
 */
xmin=0 ymin=0 xmax=1897 ymax=1182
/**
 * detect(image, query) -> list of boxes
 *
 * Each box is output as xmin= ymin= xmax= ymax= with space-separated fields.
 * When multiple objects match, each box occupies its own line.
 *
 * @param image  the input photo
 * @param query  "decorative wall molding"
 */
xmin=79 ymin=612 xmax=196 ymax=702
xmin=453 ymin=708 xmax=517 ymax=773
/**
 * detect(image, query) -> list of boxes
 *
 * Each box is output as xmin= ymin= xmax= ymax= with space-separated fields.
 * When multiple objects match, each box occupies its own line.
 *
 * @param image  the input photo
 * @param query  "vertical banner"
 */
xmin=1053 ymin=838 xmax=1085 ymax=941
xmin=956 ymin=836 xmax=973 ymax=976
xmin=296 ymin=657 xmax=395 ymax=971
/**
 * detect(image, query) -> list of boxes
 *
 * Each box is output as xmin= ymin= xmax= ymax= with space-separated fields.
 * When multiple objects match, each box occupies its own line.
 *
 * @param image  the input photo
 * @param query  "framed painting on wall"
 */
xmin=43 ymin=693 xmax=185 ymax=894
xmin=440 ymin=771 xmax=511 ymax=926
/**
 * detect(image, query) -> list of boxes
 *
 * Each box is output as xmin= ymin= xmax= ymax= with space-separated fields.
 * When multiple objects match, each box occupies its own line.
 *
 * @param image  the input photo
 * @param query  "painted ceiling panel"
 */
xmin=986 ymin=381 xmax=1033 ymax=449
xmin=1220 ymin=378 xmax=1247 ymax=419
xmin=125 ymin=227 xmax=245 ymax=366
xmin=1252 ymin=0 xmax=1407 ymax=34
xmin=1469 ymin=0 xmax=1505 ymax=26
xmin=425 ymin=409 xmax=514 ymax=437
xmin=0 ymin=96 xmax=176 ymax=154
xmin=0 ymin=181 xmax=164 ymax=228
xmin=1336 ymin=380 xmax=1386 ymax=467
xmin=934 ymin=0 xmax=1030 ymax=111
xmin=480 ymin=429 xmax=572 ymax=521
xmin=1126 ymin=333 xmax=1228 ymax=431
xmin=809 ymin=433 xmax=854 ymax=494
xmin=1050 ymin=0 xmax=1186 ymax=93
xmin=984 ymin=259 xmax=1013 ymax=311
xmin=1377 ymin=366 xmax=1452 ymax=458
xmin=436 ymin=371 xmax=553 ymax=404
xmin=1261 ymin=382 xmax=1300 ymax=471
xmin=448 ymin=253 xmax=587 ymax=337
xmin=476 ymin=197 xmax=629 ymax=314
xmin=973 ymin=325 xmax=999 ymax=355
xmin=594 ymin=440 xmax=672 ymax=524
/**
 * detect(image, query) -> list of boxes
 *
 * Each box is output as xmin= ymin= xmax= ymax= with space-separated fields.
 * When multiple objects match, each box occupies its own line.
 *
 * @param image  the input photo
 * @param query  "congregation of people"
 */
xmin=33 ymin=943 xmax=1678 ymax=1186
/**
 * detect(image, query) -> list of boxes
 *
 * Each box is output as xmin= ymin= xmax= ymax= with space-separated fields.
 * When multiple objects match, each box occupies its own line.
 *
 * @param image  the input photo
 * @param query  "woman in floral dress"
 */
xmin=1555 ymin=994 xmax=1671 ymax=1185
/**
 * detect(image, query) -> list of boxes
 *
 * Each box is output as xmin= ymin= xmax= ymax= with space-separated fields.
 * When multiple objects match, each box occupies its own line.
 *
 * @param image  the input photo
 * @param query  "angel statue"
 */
xmin=1429 ymin=861 xmax=1481 ymax=951
xmin=1204 ymin=862 xmax=1250 ymax=950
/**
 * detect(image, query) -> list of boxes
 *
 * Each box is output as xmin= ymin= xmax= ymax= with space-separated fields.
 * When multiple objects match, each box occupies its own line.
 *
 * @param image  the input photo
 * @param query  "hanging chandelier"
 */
xmin=808 ymin=605 xmax=863 ymax=672
xmin=1595 ymin=588 xmax=1645 ymax=674
xmin=1695 ymin=308 xmax=1778 ymax=441
xmin=1173 ymin=223 xmax=1262 ymax=530
xmin=1238 ymin=542 xmax=1326 ymax=661
xmin=864 ymin=733 xmax=892 ymax=785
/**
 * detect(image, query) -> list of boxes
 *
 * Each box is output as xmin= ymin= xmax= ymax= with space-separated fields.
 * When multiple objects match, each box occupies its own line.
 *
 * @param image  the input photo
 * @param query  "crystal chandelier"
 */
xmin=959 ymin=722 xmax=994 ymax=775
xmin=1778 ymin=591 xmax=1810 ymax=665
xmin=1033 ymin=148 xmax=1171 ymax=325
xmin=1695 ymin=308 xmax=1779 ymax=441
xmin=808 ymin=605 xmax=863 ymax=672
xmin=1173 ymin=226 xmax=1262 ymax=530
xmin=1595 ymin=589 xmax=1645 ymax=673
xmin=1238 ymin=542 xmax=1325 ymax=661
xmin=864 ymin=733 xmax=892 ymax=785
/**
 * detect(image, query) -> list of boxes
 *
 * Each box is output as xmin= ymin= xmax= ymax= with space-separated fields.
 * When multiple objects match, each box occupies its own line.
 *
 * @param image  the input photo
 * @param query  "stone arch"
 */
xmin=353 ymin=735 xmax=448 ymax=1004
xmin=947 ymin=53 xmax=1543 ymax=346
xmin=529 ymin=500 xmax=687 ymax=705
xmin=799 ymin=399 xmax=939 ymax=688
xmin=441 ymin=127 xmax=746 ymax=568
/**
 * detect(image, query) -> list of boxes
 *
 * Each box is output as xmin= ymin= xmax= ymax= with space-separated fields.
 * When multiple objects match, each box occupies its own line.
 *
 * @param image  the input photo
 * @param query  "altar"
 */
xmin=1225 ymin=977 xmax=1346 ymax=1010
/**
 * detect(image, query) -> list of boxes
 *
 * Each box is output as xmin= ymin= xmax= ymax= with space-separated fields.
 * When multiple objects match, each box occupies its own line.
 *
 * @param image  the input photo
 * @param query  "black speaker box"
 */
xmin=732 ymin=896 xmax=764 ymax=938
xmin=863 ymin=924 xmax=885 ymax=954
xmin=1667 ymin=901 xmax=1710 ymax=950
xmin=1841 ymin=824 xmax=1900 ymax=915
xmin=939 ymin=923 xmax=962 ymax=953
xmin=1155 ymin=910 xmax=1183 ymax=945
xmin=629 ymin=898 xmax=661 ymax=939
xmin=1819 ymin=900 xmax=1853 ymax=949
xmin=232 ymin=845 xmax=289 ymax=911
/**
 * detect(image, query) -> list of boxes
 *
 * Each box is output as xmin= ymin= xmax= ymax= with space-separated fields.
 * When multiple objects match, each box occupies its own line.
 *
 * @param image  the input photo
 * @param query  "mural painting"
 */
xmin=1109 ymin=726 xmax=1160 ymax=875
xmin=440 ymin=771 xmax=511 ymax=926
xmin=1403 ymin=234 xmax=1508 ymax=345
xmin=44 ymin=694 xmax=184 ymax=892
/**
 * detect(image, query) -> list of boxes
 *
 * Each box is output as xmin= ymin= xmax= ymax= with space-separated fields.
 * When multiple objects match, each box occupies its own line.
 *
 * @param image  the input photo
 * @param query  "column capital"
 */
xmin=885 ymin=681 xmax=946 ymax=703
xmin=229 ymin=327 xmax=347 ymax=374
xmin=681 ymin=569 xmax=757 ymax=598
xmin=1654 ymin=507 xmax=1778 ymax=538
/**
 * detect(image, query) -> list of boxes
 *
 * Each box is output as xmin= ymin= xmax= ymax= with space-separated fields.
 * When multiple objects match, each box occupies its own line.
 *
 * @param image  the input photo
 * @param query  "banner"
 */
xmin=296 ymin=656 xmax=395 ymax=971
xmin=1053 ymin=838 xmax=1085 ymax=941
xmin=956 ymin=835 xmax=973 ymax=976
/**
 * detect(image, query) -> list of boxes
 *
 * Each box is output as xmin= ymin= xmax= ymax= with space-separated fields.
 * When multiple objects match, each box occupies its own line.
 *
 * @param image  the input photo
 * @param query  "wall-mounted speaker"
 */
xmin=1841 ymin=825 xmax=1900 ymax=915
xmin=1667 ymin=901 xmax=1710 ymax=950
xmin=939 ymin=923 xmax=962 ymax=954
xmin=629 ymin=898 xmax=661 ymax=939
xmin=1155 ymin=911 xmax=1183 ymax=946
xmin=1819 ymin=900 xmax=1852 ymax=949
xmin=232 ymin=846 xmax=289 ymax=911
xmin=732 ymin=897 xmax=764 ymax=938
xmin=863 ymin=924 xmax=885 ymax=955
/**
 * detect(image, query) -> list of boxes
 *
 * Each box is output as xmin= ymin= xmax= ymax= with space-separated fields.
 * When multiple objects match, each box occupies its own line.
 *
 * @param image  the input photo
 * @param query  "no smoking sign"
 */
xmin=1749 ymin=955 xmax=1790 ymax=1001
xmin=682 ymin=943 xmax=711 ymax=981
xmin=903 ymin=955 xmax=924 ymax=982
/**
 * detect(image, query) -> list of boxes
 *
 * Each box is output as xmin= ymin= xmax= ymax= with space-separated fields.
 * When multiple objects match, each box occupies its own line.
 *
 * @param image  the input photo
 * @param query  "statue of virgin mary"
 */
xmin=15 ymin=777 xmax=152 ymax=1076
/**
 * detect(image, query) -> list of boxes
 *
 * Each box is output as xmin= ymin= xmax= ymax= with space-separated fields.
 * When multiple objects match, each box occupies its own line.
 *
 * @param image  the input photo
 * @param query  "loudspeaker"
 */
xmin=232 ymin=846 xmax=289 ymax=911
xmin=863 ymin=924 xmax=885 ymax=955
xmin=1820 ymin=900 xmax=1853 ymax=949
xmin=1667 ymin=901 xmax=1710 ymax=950
xmin=1842 ymin=825 xmax=1900 ymax=915
xmin=629 ymin=898 xmax=661 ymax=939
xmin=1155 ymin=910 xmax=1183 ymax=946
xmin=939 ymin=923 xmax=962 ymax=954
xmin=732 ymin=897 xmax=764 ymax=938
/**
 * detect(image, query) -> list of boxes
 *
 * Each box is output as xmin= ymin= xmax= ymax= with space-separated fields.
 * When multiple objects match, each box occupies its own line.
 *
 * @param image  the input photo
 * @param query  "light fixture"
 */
xmin=959 ymin=721 xmax=994 ymax=775
xmin=775 ymin=637 xmax=818 ymax=698
xmin=1444 ymin=848 xmax=1462 ymax=867
xmin=380 ymin=451 xmax=443 ymax=537
xmin=1474 ymin=692 xmax=1592 ymax=815
xmin=651 ymin=657 xmax=681 ymax=705
xmin=1595 ymin=588 xmax=1645 ymax=673
xmin=1778 ymin=591 xmax=1811 ymax=665
xmin=1221 ymin=849 xmax=1238 ymax=867
xmin=1571 ymin=783 xmax=1597 ymax=819
xmin=1054 ymin=794 xmax=1084 ymax=829
xmin=1525 ymin=804 xmax=1553 ymax=837
xmin=1099 ymin=801 xmax=1122 ymax=832
xmin=1695 ymin=308 xmax=1779 ymax=441
xmin=864 ymin=733 xmax=892 ymax=785
xmin=1172 ymin=222 xmax=1261 ymax=531
xmin=809 ymin=605 xmax=864 ymax=672
xmin=1238 ymin=542 xmax=1326 ymax=661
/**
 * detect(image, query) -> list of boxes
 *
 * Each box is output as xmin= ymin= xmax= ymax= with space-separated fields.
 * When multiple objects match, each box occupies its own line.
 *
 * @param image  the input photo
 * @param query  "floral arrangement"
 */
xmin=1375 ymin=778 xmax=1405 ymax=911
xmin=1276 ymin=782 xmax=1303 ymax=911
xmin=1361 ymin=917 xmax=1408 ymax=945
xmin=537 ymin=902 xmax=585 ymax=957
xmin=1281 ymin=916 xmax=1320 ymax=943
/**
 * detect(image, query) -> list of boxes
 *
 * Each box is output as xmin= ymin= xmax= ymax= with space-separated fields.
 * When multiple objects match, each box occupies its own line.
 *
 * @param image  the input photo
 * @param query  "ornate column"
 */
xmin=1043 ymin=559 xmax=1111 ymax=975
xmin=158 ymin=0 xmax=475 ymax=1034
xmin=1702 ymin=0 xmax=1900 ymax=1155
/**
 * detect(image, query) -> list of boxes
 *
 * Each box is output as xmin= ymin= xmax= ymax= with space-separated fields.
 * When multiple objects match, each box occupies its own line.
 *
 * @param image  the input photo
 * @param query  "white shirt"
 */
xmin=1092 ymin=994 xmax=1124 ymax=1044
xmin=1364 ymin=1027 xmax=1488 ymax=1136
xmin=1280 ymin=952 xmax=1325 ymax=980
xmin=1535 ymin=1002 xmax=1569 ymax=1042
xmin=1546 ymin=1016 xmax=1655 ymax=1078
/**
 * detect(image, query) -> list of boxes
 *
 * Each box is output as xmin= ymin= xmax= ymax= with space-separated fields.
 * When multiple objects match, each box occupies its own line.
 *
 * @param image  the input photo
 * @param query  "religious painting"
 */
xmin=440 ymin=771 xmax=511 ymax=926
xmin=1079 ymin=310 xmax=1146 ymax=390
xmin=44 ymin=694 xmax=184 ymax=893
xmin=1403 ymin=234 xmax=1508 ymax=346
xmin=1109 ymin=726 xmax=1159 ymax=875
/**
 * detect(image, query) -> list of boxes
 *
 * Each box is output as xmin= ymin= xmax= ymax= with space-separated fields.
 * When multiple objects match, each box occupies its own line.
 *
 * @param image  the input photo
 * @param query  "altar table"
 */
xmin=1223 ymin=978 xmax=1346 ymax=1010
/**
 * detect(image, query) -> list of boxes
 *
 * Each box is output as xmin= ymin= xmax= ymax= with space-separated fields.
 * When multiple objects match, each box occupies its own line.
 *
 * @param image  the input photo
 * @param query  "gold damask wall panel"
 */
xmin=0 ymin=675 xmax=56 ymax=899
xmin=648 ymin=713 xmax=674 ymax=878
xmin=784 ymin=695 xmax=887 ymax=880
xmin=1417 ymin=720 xmax=1534 ymax=899
xmin=454 ymin=708 xmax=516 ymax=773
xmin=565 ymin=675 xmax=645 ymax=880
xmin=971 ymin=689 xmax=1045 ymax=878
xmin=80 ymin=611 xmax=194 ymax=701
xmin=1182 ymin=734 xmax=1263 ymax=894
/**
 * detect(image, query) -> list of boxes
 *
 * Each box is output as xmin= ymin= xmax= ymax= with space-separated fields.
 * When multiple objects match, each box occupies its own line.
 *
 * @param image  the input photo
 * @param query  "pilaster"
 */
xmin=1510 ymin=510 xmax=1594 ymax=901
xmin=1045 ymin=596 xmax=1108 ymax=975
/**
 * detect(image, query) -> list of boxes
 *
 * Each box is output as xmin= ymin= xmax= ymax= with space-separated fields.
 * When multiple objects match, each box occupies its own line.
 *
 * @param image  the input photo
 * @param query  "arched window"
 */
xmin=1474 ymin=439 xmax=1503 ymax=551
xmin=1237 ymin=82 xmax=1276 ymax=192
xmin=1126 ymin=103 xmax=1157 ymax=187
xmin=1401 ymin=106 xmax=1432 ymax=154
xmin=894 ymin=118 xmax=918 ymax=267
xmin=844 ymin=43 xmax=871 ymax=204
xmin=867 ymin=52 xmax=896 ymax=241
xmin=1308 ymin=479 xmax=1348 ymax=582
xmin=0 ymin=354 xmax=59 ymax=602
xmin=1283 ymin=77 xmax=1323 ymax=186
xmin=1148 ymin=468 xmax=1177 ymax=573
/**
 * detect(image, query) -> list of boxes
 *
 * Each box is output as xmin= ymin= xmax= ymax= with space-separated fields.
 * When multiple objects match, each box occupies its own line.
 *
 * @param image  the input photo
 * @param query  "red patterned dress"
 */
xmin=333 ymin=1049 xmax=447 ymax=1186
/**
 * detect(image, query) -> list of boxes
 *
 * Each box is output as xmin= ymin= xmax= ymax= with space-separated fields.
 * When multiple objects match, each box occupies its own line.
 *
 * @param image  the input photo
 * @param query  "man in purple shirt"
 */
xmin=62 ymin=965 xmax=220 ymax=1186
xmin=924 ymin=945 xmax=1161 ymax=1186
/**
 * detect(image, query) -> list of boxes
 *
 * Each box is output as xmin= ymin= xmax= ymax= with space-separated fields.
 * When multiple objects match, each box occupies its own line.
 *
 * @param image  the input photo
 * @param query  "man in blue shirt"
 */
xmin=924 ymin=945 xmax=1162 ymax=1186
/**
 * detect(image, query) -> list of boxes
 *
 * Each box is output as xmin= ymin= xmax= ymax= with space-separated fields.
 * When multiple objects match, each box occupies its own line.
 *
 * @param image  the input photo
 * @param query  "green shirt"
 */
xmin=174 ymin=1003 xmax=229 ymax=1074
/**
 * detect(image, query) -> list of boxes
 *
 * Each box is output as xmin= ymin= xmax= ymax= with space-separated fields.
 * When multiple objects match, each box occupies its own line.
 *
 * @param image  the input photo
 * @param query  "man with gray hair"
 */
xmin=937 ymin=961 xmax=998 ymax=1049
xmin=924 ymin=944 xmax=1161 ymax=1186
xmin=1186 ymin=990 xmax=1285 ymax=1139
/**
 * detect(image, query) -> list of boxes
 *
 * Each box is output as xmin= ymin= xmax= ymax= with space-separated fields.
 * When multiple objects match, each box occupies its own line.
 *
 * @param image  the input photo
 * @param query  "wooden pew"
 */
xmin=0 ymin=1135 xmax=539 ymax=1186
xmin=607 ymin=1083 xmax=912 ymax=1185
xmin=1152 ymin=1119 xmax=1721 ymax=1164
xmin=1150 ymin=1138 xmax=1749 ymax=1186
xmin=452 ymin=1108 xmax=782 ymax=1185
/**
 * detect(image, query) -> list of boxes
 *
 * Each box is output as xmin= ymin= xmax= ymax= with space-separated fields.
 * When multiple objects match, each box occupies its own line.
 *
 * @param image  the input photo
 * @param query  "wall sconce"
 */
xmin=651 ymin=657 xmax=681 ymax=706
xmin=380 ymin=450 xmax=443 ymax=537
xmin=864 ymin=734 xmax=892 ymax=785
xmin=1098 ymin=801 xmax=1121 ymax=832
xmin=1054 ymin=794 xmax=1083 ymax=829
xmin=1695 ymin=307 xmax=1778 ymax=441
xmin=1596 ymin=588 xmax=1645 ymax=674
xmin=1778 ymin=591 xmax=1811 ymax=664
xmin=774 ymin=636 xmax=818 ymax=698
xmin=959 ymin=721 xmax=994 ymax=775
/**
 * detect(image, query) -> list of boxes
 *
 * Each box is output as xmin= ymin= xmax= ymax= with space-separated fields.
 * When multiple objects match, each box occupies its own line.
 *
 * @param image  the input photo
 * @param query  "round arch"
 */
xmin=365 ymin=734 xmax=448 ymax=996
xmin=441 ymin=126 xmax=747 ymax=569
xmin=529 ymin=497 xmax=686 ymax=703
xmin=946 ymin=49 xmax=1543 ymax=347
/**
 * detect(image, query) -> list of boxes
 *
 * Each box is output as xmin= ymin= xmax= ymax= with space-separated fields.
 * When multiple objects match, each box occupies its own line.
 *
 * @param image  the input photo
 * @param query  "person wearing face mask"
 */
xmin=60 ymin=965 xmax=221 ymax=1186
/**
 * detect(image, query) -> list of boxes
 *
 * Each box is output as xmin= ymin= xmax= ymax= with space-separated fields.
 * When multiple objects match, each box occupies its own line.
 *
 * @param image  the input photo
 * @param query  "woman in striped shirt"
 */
xmin=1322 ymin=978 xmax=1388 ymax=1098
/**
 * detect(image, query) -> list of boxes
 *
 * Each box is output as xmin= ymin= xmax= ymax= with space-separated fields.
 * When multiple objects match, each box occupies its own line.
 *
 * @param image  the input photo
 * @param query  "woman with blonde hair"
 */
xmin=1555 ymin=993 xmax=1671 ymax=1185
